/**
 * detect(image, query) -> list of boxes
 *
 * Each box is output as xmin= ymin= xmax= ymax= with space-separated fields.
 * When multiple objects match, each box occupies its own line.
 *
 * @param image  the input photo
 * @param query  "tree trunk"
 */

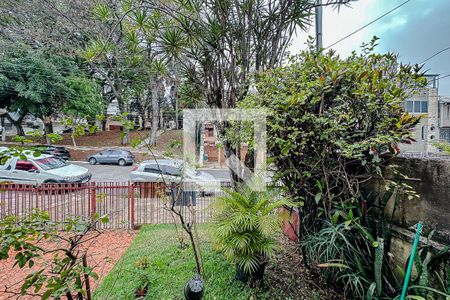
xmin=224 ymin=141 xmax=243 ymax=189
xmin=1 ymin=117 xmax=5 ymax=142
xmin=43 ymin=116 xmax=54 ymax=145
xmin=149 ymin=88 xmax=159 ymax=146
xmin=244 ymin=148 xmax=255 ymax=172
xmin=4 ymin=112 xmax=25 ymax=136
xmin=101 ymin=118 xmax=107 ymax=131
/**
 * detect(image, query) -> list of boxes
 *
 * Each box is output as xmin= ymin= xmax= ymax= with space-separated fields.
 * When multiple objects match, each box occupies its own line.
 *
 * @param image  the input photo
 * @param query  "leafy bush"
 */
xmin=432 ymin=141 xmax=450 ymax=155
xmin=240 ymin=38 xmax=425 ymax=234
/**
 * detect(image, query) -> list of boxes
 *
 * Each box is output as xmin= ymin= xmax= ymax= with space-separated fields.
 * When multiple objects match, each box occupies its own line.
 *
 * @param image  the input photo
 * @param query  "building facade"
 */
xmin=439 ymin=96 xmax=450 ymax=143
xmin=202 ymin=75 xmax=449 ymax=157
xmin=400 ymin=74 xmax=447 ymax=154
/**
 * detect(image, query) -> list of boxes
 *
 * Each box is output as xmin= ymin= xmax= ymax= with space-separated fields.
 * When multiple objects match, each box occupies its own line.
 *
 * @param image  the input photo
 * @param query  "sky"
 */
xmin=290 ymin=0 xmax=450 ymax=96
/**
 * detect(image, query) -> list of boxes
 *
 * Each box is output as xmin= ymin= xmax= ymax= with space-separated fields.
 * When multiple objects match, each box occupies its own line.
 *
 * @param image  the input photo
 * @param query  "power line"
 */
xmin=325 ymin=0 xmax=412 ymax=49
xmin=437 ymin=73 xmax=450 ymax=81
xmin=419 ymin=46 xmax=450 ymax=64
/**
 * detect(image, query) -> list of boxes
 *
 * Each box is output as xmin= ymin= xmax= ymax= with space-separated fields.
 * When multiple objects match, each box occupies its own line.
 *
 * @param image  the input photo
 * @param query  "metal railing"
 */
xmin=0 ymin=181 xmax=231 ymax=229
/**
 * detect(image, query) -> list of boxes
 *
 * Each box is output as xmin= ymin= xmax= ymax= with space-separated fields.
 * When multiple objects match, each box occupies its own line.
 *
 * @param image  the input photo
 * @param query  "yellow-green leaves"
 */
xmin=93 ymin=4 xmax=110 ymax=21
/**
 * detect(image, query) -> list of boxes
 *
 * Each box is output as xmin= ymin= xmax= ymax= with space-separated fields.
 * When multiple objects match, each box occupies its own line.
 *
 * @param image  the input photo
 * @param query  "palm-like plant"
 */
xmin=212 ymin=184 xmax=291 ymax=280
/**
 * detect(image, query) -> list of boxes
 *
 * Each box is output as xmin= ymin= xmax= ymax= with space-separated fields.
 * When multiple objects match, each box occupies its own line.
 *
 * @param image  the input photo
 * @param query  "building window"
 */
xmin=404 ymin=100 xmax=428 ymax=113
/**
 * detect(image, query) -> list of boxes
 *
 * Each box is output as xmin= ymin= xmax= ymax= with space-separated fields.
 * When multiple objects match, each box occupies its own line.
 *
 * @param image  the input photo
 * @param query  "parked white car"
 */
xmin=0 ymin=154 xmax=91 ymax=184
xmin=130 ymin=159 xmax=216 ymax=185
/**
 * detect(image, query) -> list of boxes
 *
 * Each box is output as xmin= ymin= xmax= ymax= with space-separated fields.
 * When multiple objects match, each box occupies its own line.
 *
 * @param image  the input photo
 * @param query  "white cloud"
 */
xmin=290 ymin=0 xmax=407 ymax=57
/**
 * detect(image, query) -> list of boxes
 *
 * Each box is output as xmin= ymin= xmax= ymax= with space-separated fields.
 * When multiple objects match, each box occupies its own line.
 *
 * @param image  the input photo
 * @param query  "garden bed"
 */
xmin=0 ymin=230 xmax=136 ymax=299
xmin=94 ymin=225 xmax=341 ymax=299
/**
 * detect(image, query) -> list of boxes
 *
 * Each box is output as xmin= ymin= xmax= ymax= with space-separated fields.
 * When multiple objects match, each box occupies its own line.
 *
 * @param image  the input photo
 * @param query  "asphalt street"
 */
xmin=72 ymin=161 xmax=231 ymax=182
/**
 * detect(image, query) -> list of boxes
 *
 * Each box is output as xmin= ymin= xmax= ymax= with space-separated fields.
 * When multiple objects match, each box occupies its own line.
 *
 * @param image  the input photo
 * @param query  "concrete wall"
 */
xmin=384 ymin=157 xmax=450 ymax=245
xmin=281 ymin=157 xmax=450 ymax=284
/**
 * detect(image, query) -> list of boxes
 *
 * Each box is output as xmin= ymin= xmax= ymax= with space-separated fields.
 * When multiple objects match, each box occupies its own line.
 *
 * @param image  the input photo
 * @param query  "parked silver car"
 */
xmin=0 ymin=154 xmax=91 ymax=184
xmin=87 ymin=149 xmax=135 ymax=166
xmin=129 ymin=159 xmax=216 ymax=184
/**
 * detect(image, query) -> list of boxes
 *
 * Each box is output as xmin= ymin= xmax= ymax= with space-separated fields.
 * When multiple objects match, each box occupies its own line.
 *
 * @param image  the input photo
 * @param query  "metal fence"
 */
xmin=0 ymin=181 xmax=231 ymax=229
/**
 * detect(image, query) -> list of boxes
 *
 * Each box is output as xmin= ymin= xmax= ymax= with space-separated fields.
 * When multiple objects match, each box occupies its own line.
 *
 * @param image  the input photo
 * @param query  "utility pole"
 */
xmin=315 ymin=0 xmax=323 ymax=51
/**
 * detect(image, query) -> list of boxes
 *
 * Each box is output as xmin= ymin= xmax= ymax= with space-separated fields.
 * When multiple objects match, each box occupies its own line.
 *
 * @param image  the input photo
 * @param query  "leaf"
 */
xmin=374 ymin=237 xmax=384 ymax=296
xmin=366 ymin=282 xmax=376 ymax=300
xmin=100 ymin=215 xmax=109 ymax=223
xmin=317 ymin=262 xmax=349 ymax=269
xmin=314 ymin=192 xmax=322 ymax=204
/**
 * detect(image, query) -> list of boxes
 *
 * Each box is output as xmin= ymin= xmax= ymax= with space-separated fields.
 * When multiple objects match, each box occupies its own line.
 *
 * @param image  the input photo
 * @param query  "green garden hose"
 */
xmin=400 ymin=222 xmax=423 ymax=300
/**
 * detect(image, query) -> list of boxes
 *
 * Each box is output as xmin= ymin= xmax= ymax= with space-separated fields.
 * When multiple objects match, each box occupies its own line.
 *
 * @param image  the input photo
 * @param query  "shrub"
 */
xmin=240 ymin=38 xmax=425 ymax=233
xmin=212 ymin=185 xmax=291 ymax=277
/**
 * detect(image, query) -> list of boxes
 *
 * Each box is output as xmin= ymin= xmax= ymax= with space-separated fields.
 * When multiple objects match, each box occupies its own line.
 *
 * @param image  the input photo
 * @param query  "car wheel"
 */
xmin=89 ymin=158 xmax=97 ymax=165
xmin=118 ymin=158 xmax=126 ymax=166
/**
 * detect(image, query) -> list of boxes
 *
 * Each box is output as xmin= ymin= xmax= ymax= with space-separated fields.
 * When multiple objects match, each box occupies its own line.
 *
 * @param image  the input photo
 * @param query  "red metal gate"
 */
xmin=0 ymin=181 xmax=228 ymax=228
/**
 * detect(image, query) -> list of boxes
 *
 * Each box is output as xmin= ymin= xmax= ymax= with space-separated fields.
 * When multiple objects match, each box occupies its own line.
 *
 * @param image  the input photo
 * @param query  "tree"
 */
xmin=65 ymin=75 xmax=105 ymax=120
xmin=84 ymin=1 xmax=177 ymax=146
xmin=0 ymin=0 xmax=129 ymax=130
xmin=134 ymin=0 xmax=351 ymax=184
xmin=0 ymin=47 xmax=70 ymax=140
xmin=0 ymin=44 xmax=104 ymax=143
xmin=0 ymin=0 xmax=103 ymax=56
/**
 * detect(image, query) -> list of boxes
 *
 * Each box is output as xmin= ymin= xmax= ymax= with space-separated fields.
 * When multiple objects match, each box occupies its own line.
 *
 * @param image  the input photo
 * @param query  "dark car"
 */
xmin=87 ymin=149 xmax=135 ymax=166
xmin=36 ymin=145 xmax=71 ymax=160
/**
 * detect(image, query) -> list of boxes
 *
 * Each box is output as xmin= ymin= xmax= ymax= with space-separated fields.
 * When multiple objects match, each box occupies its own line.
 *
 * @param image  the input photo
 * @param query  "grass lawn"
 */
xmin=94 ymin=224 xmax=262 ymax=300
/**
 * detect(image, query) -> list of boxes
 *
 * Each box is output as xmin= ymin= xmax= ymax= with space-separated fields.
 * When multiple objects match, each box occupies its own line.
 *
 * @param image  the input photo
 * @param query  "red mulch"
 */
xmin=0 ymin=230 xmax=136 ymax=300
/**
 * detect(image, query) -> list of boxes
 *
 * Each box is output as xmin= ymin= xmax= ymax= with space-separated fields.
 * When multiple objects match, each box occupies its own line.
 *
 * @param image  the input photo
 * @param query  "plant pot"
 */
xmin=235 ymin=260 xmax=269 ymax=287
xmin=184 ymin=274 xmax=204 ymax=300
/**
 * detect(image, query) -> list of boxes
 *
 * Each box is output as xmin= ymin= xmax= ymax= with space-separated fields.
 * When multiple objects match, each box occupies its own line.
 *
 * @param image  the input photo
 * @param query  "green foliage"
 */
xmin=14 ymin=135 xmax=32 ymax=144
xmin=0 ymin=45 xmax=71 ymax=120
xmin=302 ymin=210 xmax=449 ymax=299
xmin=432 ymin=141 xmax=450 ymax=155
xmin=113 ymin=112 xmax=136 ymax=143
xmin=212 ymin=185 xmax=292 ymax=274
xmin=47 ymin=133 xmax=64 ymax=144
xmin=26 ymin=129 xmax=44 ymax=139
xmin=0 ymin=43 xmax=105 ymax=126
xmin=0 ymin=210 xmax=107 ymax=299
xmin=302 ymin=220 xmax=375 ymax=298
xmin=65 ymin=75 xmax=105 ymax=119
xmin=240 ymin=38 xmax=425 ymax=233
xmin=178 ymin=73 xmax=203 ymax=109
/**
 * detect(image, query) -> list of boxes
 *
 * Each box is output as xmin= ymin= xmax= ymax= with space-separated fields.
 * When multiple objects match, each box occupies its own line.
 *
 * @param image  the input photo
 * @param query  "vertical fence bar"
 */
xmin=129 ymin=182 xmax=135 ymax=229
xmin=90 ymin=182 xmax=96 ymax=220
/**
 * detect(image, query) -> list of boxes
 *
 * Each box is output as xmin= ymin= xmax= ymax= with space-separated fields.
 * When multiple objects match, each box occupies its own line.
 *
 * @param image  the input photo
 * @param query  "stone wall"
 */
xmin=383 ymin=157 xmax=450 ymax=245
xmin=281 ymin=156 xmax=450 ymax=281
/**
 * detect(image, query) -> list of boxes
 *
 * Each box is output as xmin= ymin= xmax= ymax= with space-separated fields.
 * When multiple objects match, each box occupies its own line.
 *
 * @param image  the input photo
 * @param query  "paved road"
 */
xmin=72 ymin=161 xmax=231 ymax=182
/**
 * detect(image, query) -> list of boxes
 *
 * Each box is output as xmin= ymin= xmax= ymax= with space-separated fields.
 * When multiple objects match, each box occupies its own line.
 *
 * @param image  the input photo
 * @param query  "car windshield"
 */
xmin=34 ymin=157 xmax=68 ymax=170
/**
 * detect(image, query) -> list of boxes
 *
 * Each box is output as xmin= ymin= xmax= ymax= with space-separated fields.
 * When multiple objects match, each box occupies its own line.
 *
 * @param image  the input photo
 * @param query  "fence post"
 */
xmin=129 ymin=182 xmax=135 ymax=229
xmin=90 ymin=182 xmax=96 ymax=220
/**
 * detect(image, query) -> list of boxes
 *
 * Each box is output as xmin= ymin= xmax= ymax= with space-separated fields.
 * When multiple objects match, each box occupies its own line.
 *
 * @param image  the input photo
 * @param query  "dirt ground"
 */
xmin=0 ymin=230 xmax=136 ymax=300
xmin=264 ymin=235 xmax=344 ymax=300
xmin=7 ymin=130 xmax=182 ymax=150
xmin=2 ymin=130 xmax=183 ymax=162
